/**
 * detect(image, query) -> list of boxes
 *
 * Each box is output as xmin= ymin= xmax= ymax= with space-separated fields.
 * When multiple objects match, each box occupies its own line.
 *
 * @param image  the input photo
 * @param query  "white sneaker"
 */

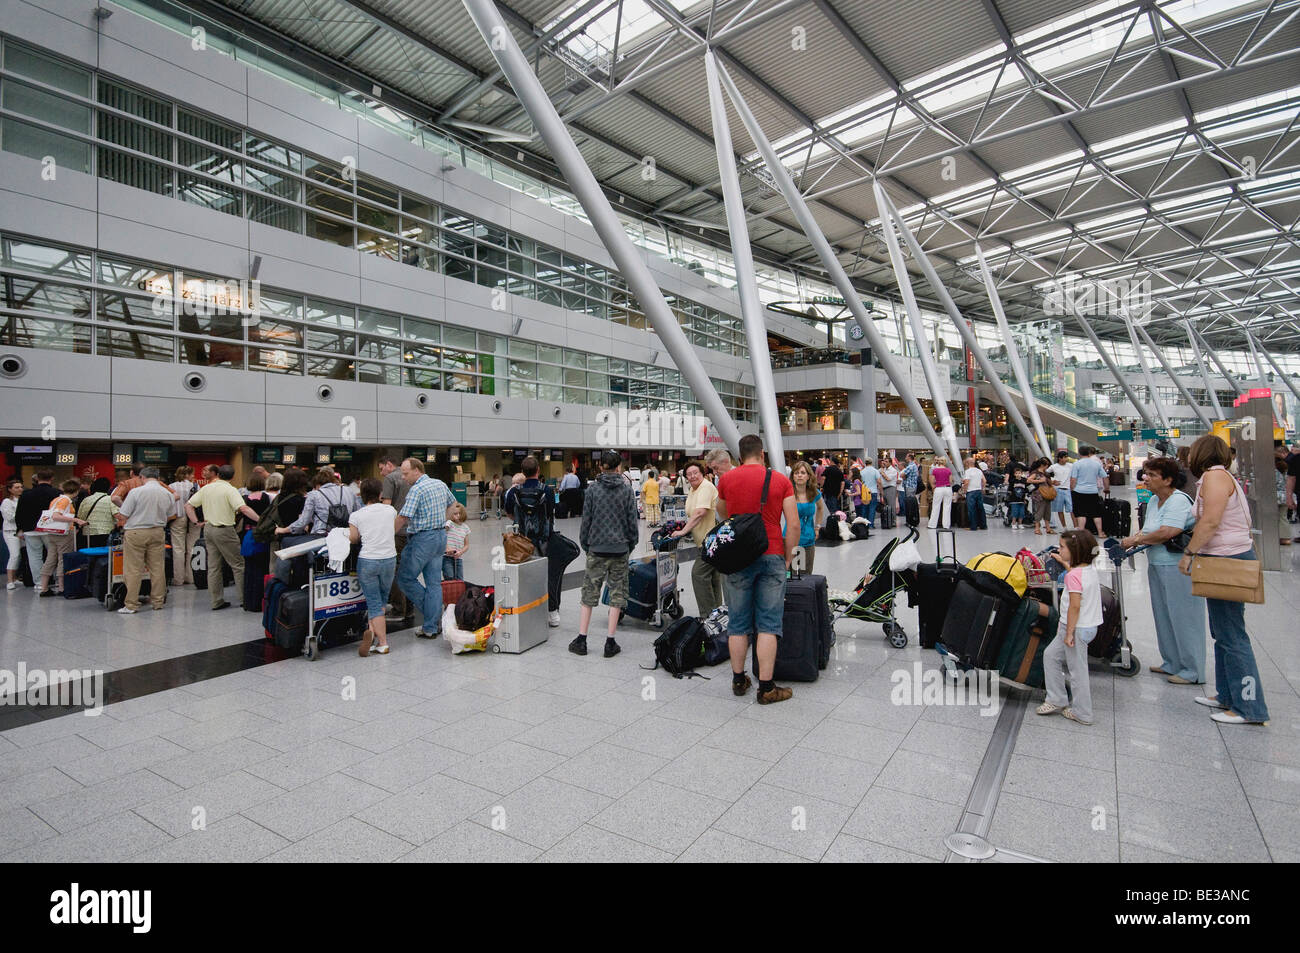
xmin=1194 ymin=695 xmax=1227 ymax=710
xmin=5 ymin=582 xmax=17 ymax=590
xmin=548 ymin=610 xmax=560 ymax=628
xmin=117 ymin=607 xmax=137 ymax=614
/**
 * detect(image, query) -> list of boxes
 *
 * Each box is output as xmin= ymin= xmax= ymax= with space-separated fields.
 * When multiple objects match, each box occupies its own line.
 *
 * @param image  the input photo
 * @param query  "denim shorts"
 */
xmin=1051 ymin=488 xmax=1072 ymax=513
xmin=357 ymin=556 xmax=396 ymax=619
xmin=724 ymin=554 xmax=787 ymax=638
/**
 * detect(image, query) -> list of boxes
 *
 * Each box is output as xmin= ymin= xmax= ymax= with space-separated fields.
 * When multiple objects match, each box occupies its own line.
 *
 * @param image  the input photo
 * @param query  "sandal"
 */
xmin=1036 ymin=701 xmax=1062 ymax=716
xmin=1062 ymin=708 xmax=1093 ymax=725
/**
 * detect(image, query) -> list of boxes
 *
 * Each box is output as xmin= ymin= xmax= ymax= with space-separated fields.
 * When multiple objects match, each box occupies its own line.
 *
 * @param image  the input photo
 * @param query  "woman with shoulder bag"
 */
xmin=1120 ymin=457 xmax=1204 ymax=685
xmin=76 ymin=477 xmax=119 ymax=549
xmin=1178 ymin=435 xmax=1269 ymax=726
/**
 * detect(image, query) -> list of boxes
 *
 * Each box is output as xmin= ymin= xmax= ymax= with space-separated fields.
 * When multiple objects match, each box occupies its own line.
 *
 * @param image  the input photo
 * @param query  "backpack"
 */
xmin=514 ymin=484 xmax=552 ymax=553
xmin=454 ymin=584 xmax=495 ymax=631
xmin=252 ymin=493 xmax=286 ymax=544
xmin=700 ymin=607 xmax=730 ymax=665
xmin=645 ymin=616 xmax=708 ymax=679
xmin=322 ymin=485 xmax=350 ymax=530
xmin=966 ymin=552 xmax=1029 ymax=597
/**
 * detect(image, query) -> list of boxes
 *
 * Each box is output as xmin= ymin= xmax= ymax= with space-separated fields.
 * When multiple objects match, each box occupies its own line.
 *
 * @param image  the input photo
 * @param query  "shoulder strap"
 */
xmin=760 ymin=467 xmax=773 ymax=505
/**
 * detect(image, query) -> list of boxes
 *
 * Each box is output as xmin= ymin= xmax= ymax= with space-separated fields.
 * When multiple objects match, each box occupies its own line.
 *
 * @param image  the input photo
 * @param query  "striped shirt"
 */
xmin=400 ymin=475 xmax=456 ymax=533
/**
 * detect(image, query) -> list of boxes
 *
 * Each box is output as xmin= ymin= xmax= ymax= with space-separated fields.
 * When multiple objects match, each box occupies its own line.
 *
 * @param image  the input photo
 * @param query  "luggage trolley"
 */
xmin=91 ymin=541 xmax=172 ymax=612
xmin=607 ymin=535 xmax=683 ymax=627
xmin=303 ymin=548 xmax=368 ymax=660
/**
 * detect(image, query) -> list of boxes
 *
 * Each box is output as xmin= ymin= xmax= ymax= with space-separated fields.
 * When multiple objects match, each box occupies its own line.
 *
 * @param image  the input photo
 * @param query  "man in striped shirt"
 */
xmin=394 ymin=458 xmax=456 ymax=639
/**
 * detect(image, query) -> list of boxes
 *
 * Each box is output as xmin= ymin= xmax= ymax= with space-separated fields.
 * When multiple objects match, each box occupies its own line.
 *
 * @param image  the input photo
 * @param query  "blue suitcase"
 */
xmin=602 ymin=556 xmax=657 ymax=620
xmin=62 ymin=551 xmax=92 ymax=599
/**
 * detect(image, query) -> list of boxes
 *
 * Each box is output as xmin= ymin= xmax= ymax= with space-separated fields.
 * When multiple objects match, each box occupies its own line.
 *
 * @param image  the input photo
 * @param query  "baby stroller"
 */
xmin=991 ymin=483 xmax=1010 ymax=525
xmin=828 ymin=528 xmax=919 ymax=648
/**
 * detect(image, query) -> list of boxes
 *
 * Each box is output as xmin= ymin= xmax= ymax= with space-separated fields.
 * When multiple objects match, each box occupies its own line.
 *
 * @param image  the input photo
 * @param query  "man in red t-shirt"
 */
xmin=717 ymin=434 xmax=799 ymax=705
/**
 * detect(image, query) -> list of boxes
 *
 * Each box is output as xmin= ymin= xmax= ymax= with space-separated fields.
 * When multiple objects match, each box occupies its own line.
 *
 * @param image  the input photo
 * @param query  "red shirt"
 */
xmin=718 ymin=464 xmax=794 ymax=557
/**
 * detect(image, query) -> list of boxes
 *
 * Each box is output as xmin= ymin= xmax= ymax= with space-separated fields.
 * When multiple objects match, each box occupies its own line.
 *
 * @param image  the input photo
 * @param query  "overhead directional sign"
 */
xmin=1096 ymin=428 xmax=1180 ymax=442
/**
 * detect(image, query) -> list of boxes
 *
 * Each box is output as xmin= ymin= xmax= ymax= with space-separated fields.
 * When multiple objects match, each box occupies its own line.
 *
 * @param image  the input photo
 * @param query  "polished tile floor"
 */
xmin=1 ymin=495 xmax=1296 ymax=862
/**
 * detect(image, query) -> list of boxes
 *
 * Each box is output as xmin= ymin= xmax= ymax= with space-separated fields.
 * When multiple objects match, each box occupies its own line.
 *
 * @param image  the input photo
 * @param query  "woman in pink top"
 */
xmin=1180 ymin=435 xmax=1269 ymax=726
xmin=928 ymin=456 xmax=954 ymax=529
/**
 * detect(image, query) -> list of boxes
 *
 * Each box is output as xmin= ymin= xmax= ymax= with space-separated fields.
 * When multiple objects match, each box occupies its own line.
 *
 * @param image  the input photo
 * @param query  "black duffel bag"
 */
xmin=701 ymin=468 xmax=771 ymax=575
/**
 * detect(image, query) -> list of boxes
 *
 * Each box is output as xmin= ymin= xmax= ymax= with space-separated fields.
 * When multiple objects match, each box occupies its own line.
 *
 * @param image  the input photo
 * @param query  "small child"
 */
xmin=443 ymin=502 xmax=470 ymax=581
xmin=642 ymin=470 xmax=661 ymax=526
xmin=1009 ymin=467 xmax=1028 ymax=529
xmin=1038 ymin=529 xmax=1102 ymax=725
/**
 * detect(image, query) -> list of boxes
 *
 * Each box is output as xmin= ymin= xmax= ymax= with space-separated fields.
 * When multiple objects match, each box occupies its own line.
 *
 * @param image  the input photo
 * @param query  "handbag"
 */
xmin=702 ymin=468 xmax=771 ymax=575
xmin=502 ymin=528 xmax=535 ymax=564
xmin=1190 ymin=555 xmax=1264 ymax=604
xmin=35 ymin=508 xmax=70 ymax=535
xmin=1038 ymin=482 xmax=1057 ymax=501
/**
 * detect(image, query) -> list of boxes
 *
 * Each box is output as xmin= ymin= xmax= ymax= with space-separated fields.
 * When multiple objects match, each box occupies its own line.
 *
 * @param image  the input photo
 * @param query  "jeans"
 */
xmin=967 ymin=490 xmax=987 ymax=529
xmin=398 ymin=528 xmax=447 ymax=634
xmin=1147 ymin=562 xmax=1206 ymax=683
xmin=1044 ymin=624 xmax=1098 ymax=722
xmin=24 ymin=534 xmax=49 ymax=586
xmin=442 ymin=555 xmax=463 ymax=581
xmin=1204 ymin=549 xmax=1270 ymax=722
xmin=854 ymin=503 xmax=868 ymax=521
xmin=724 ymin=554 xmax=787 ymax=637
xmin=866 ymin=497 xmax=878 ymax=526
xmin=357 ymin=555 xmax=396 ymax=620
xmin=1010 ymin=502 xmax=1026 ymax=521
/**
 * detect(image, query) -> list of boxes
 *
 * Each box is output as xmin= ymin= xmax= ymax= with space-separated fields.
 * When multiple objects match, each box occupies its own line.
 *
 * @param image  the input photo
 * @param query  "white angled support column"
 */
xmin=974 ymin=245 xmax=1050 ymax=458
xmin=876 ymin=187 xmax=1044 ymax=460
xmin=712 ymin=58 xmax=947 ymax=459
xmin=461 ymin=0 xmax=741 ymax=454
xmin=1122 ymin=310 xmax=1169 ymax=429
xmin=1250 ymin=330 xmax=1300 ymax=405
xmin=1133 ymin=321 xmax=1212 ymax=429
xmin=1185 ymin=321 xmax=1226 ymax=420
xmin=871 ymin=181 xmax=964 ymax=465
xmin=1238 ymin=322 xmax=1271 ymax=388
xmin=1191 ymin=324 xmax=1245 ymax=397
xmin=1065 ymin=299 xmax=1158 ymax=427
xmin=703 ymin=51 xmax=784 ymax=469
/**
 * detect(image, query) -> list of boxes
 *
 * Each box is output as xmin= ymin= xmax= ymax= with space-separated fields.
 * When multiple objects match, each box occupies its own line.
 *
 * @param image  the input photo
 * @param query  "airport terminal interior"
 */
xmin=0 ymin=0 xmax=1298 ymax=865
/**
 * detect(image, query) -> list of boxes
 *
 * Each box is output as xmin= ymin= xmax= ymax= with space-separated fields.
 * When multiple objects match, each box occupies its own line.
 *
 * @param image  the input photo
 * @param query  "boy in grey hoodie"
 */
xmin=573 ymin=450 xmax=640 ymax=658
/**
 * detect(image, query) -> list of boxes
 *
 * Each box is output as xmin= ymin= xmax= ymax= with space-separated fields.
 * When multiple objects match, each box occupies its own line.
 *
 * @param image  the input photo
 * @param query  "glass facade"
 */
xmin=0 ymin=38 xmax=748 ymax=360
xmin=0 ymin=233 xmax=755 ymax=422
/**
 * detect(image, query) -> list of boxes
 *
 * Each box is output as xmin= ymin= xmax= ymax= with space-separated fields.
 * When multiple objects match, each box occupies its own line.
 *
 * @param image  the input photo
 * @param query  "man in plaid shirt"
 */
xmin=394 ymin=458 xmax=456 ymax=638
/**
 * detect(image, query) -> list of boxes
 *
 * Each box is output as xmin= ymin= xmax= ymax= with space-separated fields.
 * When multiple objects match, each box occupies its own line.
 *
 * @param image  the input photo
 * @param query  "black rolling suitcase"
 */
xmin=1102 ymin=498 xmax=1131 ymax=537
xmin=939 ymin=570 xmax=1021 ymax=668
xmin=62 ymin=551 xmax=92 ymax=599
xmin=880 ymin=496 xmax=897 ymax=529
xmin=952 ymin=493 xmax=969 ymax=528
xmin=904 ymin=494 xmax=920 ymax=528
xmin=752 ymin=571 xmax=831 ymax=682
xmin=547 ymin=531 xmax=580 ymax=612
xmin=273 ymin=588 xmax=310 ymax=652
xmin=913 ymin=562 xmax=964 ymax=649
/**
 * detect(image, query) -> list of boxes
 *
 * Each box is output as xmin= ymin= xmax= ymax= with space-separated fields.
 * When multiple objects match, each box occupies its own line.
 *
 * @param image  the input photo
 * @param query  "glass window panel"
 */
xmin=358 ymin=309 xmax=400 ymax=336
xmin=537 ymin=363 xmax=561 ymax=385
xmin=403 ymin=342 xmax=440 ymax=367
xmin=564 ymin=367 xmax=586 ymax=388
xmin=179 ymin=335 xmax=243 ymax=368
xmin=97 ymin=291 xmax=171 ymax=328
xmin=4 ymin=42 xmax=92 ymax=97
xmin=3 ymin=80 xmax=92 ymax=133
xmin=0 ymin=314 xmax=91 ymax=353
xmin=508 ymin=339 xmax=536 ymax=359
xmin=3 ymin=238 xmax=91 ymax=279
xmin=178 ymin=173 xmax=241 ymax=216
xmin=250 ymin=346 xmax=301 ymax=374
xmin=534 ymin=280 xmax=561 ymax=308
xmin=357 ymin=225 xmax=400 ymax=260
xmin=563 ymin=387 xmax=586 ymax=404
xmin=447 ymin=370 xmax=477 ymax=393
xmin=306 ymin=354 xmax=355 ymax=379
xmin=98 ymin=146 xmax=171 ymax=194
xmin=304 ymin=299 xmax=355 ymax=328
xmin=356 ymin=361 xmax=401 ymax=385
xmin=401 ymin=194 xmax=435 ymax=216
xmin=253 ymin=316 xmax=301 ymax=349
xmin=404 ymin=318 xmax=439 ymax=343
xmin=537 ymin=344 xmax=561 ymax=365
xmin=305 ymin=330 xmax=354 ymax=353
xmin=478 ymin=332 xmax=505 ymax=355
xmin=404 ymin=367 xmax=442 ymax=389
xmin=508 ymin=359 xmax=535 ymax=381
xmin=355 ymin=174 xmax=397 ymax=208
xmin=508 ymin=380 xmax=537 ymax=398
xmin=246 ymin=136 xmax=299 ymax=172
xmin=563 ymin=349 xmax=587 ymax=369
xmin=0 ymin=117 xmax=90 ymax=173
xmin=538 ymin=383 xmax=562 ymax=401
xmin=442 ymin=348 xmax=476 ymax=374
xmin=359 ymin=335 xmax=400 ymax=362
xmin=475 ymin=266 xmax=505 ymax=291
xmin=587 ymin=354 xmax=607 ymax=372
xmin=248 ymin=195 xmax=300 ymax=232
xmin=587 ymin=372 xmax=608 ymax=392
xmin=442 ymin=326 xmax=475 ymax=351
xmin=307 ymin=213 xmax=352 ymax=247
xmin=96 ymin=327 xmax=173 ymax=362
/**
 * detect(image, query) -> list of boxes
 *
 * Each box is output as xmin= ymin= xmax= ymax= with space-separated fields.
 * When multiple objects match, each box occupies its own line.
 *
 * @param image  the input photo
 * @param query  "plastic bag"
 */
xmin=837 ymin=520 xmax=853 ymax=542
xmin=442 ymin=605 xmax=493 ymax=654
xmin=888 ymin=538 xmax=923 ymax=572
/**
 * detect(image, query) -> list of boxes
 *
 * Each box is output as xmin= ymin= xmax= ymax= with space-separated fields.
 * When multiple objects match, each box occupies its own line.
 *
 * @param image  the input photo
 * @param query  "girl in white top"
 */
xmin=1038 ymin=529 xmax=1103 ymax=725
xmin=3 ymin=478 xmax=22 ymax=588
xmin=443 ymin=502 xmax=471 ymax=581
xmin=348 ymin=478 xmax=398 ymax=656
